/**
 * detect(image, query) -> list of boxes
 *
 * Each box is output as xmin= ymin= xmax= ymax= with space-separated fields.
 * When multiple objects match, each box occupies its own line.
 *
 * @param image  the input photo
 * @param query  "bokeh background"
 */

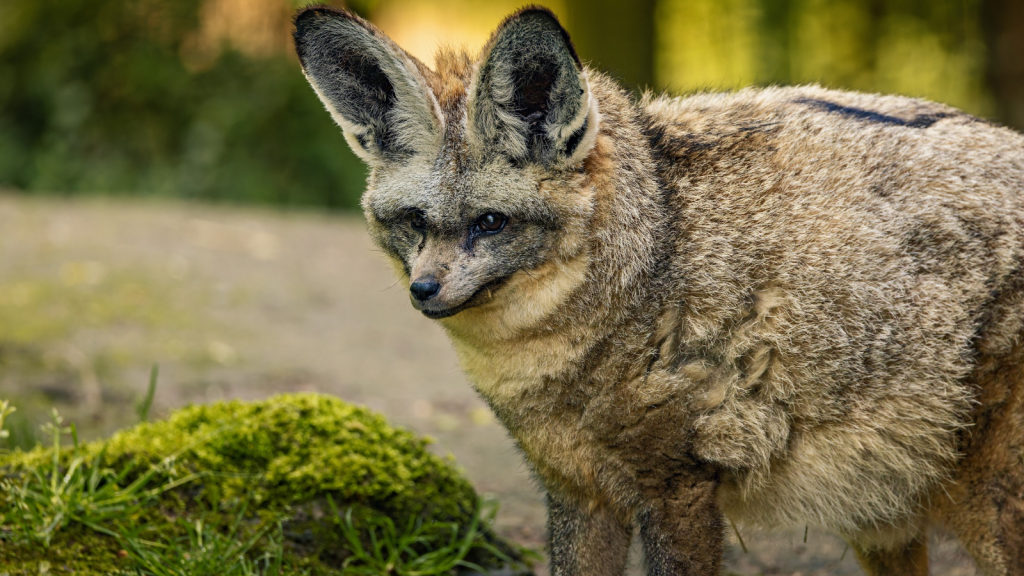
xmin=1 ymin=0 xmax=1021 ymax=574
xmin=2 ymin=0 xmax=1023 ymax=208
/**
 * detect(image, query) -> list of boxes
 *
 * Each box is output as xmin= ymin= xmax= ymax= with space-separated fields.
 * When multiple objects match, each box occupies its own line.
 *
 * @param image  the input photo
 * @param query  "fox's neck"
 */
xmin=439 ymin=248 xmax=598 ymax=406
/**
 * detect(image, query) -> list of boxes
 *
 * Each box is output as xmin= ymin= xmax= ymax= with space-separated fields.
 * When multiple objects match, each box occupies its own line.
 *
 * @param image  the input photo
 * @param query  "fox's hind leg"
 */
xmin=934 ymin=435 xmax=1024 ymax=576
xmin=933 ymin=349 xmax=1024 ymax=576
xmin=851 ymin=536 xmax=929 ymax=576
xmin=637 ymin=470 xmax=724 ymax=576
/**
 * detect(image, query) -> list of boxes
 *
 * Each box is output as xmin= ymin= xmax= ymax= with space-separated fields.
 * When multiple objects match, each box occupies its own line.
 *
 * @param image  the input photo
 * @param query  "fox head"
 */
xmin=293 ymin=6 xmax=603 ymax=328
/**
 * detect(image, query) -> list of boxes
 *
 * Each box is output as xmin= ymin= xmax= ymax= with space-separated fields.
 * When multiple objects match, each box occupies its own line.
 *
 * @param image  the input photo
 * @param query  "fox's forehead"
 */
xmin=365 ymin=48 xmax=554 ymax=223
xmin=423 ymin=47 xmax=476 ymax=175
xmin=423 ymin=47 xmax=474 ymax=119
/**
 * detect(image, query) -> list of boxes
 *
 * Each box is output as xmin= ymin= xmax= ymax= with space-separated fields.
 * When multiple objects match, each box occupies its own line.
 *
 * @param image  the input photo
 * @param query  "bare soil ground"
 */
xmin=0 ymin=194 xmax=980 ymax=575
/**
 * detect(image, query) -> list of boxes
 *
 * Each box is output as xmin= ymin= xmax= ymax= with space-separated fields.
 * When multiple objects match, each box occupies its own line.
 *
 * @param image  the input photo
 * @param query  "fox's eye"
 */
xmin=409 ymin=212 xmax=427 ymax=232
xmin=476 ymin=213 xmax=507 ymax=234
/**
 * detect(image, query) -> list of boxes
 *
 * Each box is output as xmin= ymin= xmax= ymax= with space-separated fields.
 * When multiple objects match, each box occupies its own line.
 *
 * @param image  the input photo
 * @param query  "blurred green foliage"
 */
xmin=0 ymin=0 xmax=1020 ymax=208
xmin=0 ymin=0 xmax=366 ymax=209
xmin=656 ymin=0 xmax=994 ymax=119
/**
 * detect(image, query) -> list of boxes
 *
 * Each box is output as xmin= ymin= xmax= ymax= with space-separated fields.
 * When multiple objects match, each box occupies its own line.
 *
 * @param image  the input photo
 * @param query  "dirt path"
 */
xmin=0 ymin=194 xmax=979 ymax=575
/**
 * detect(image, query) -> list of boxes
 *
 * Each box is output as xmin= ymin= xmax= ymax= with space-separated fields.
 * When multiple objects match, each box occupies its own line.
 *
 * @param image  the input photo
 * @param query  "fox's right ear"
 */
xmin=468 ymin=8 xmax=600 ymax=169
xmin=293 ymin=6 xmax=441 ymax=165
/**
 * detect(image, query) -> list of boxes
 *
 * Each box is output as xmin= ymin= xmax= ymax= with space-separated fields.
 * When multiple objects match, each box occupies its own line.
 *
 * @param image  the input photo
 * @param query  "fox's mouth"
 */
xmin=420 ymin=307 xmax=464 ymax=319
xmin=415 ymin=275 xmax=511 ymax=319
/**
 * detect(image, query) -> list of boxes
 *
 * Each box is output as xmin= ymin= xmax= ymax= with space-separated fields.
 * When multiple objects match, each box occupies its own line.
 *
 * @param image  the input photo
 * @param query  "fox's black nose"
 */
xmin=410 ymin=279 xmax=441 ymax=302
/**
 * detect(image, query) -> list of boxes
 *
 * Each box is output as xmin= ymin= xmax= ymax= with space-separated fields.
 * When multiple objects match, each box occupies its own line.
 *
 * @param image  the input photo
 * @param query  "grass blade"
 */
xmin=136 ymin=365 xmax=159 ymax=423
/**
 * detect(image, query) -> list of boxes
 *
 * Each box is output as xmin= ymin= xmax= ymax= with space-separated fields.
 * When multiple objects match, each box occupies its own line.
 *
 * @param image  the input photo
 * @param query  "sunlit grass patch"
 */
xmin=0 ymin=408 xmax=200 ymax=548
xmin=0 ymin=264 xmax=194 ymax=346
xmin=0 ymin=262 xmax=234 ymax=439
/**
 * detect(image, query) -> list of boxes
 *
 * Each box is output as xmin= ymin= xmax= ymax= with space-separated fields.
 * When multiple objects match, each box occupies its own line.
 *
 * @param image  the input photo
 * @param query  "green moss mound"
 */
xmin=0 ymin=393 xmax=527 ymax=575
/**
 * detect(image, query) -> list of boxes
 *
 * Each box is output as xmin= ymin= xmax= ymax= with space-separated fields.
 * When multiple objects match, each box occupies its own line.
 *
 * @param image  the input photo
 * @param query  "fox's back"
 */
xmin=643 ymin=84 xmax=1024 ymax=372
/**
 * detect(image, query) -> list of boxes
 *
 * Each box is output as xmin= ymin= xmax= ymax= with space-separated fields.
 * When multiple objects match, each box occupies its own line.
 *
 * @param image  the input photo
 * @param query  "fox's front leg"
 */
xmin=638 ymin=471 xmax=724 ymax=576
xmin=547 ymin=493 xmax=632 ymax=576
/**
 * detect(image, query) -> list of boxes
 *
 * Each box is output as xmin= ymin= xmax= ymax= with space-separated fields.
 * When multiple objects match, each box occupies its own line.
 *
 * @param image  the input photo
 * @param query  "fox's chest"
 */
xmin=472 ymin=368 xmax=704 ymax=510
xmin=507 ymin=411 xmax=617 ymax=503
xmin=448 ymin=326 xmax=593 ymax=407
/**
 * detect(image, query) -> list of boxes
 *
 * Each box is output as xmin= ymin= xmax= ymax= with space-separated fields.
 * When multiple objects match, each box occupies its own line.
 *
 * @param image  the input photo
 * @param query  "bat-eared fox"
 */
xmin=293 ymin=5 xmax=1024 ymax=575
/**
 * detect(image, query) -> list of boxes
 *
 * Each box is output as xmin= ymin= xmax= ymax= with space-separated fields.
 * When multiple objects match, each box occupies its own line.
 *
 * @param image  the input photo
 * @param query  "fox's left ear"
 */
xmin=468 ymin=8 xmax=599 ymax=168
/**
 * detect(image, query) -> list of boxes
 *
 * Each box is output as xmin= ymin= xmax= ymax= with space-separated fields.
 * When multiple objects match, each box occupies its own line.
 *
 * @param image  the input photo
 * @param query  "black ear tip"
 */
xmin=497 ymin=5 xmax=580 ymax=67
xmin=293 ymin=4 xmax=368 ymax=60
xmin=510 ymin=5 xmax=560 ymax=22
xmin=293 ymin=4 xmax=361 ymax=34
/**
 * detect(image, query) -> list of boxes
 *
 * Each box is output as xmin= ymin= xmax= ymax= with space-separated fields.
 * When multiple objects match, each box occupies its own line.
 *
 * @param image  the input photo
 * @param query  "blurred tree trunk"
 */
xmin=564 ymin=0 xmax=656 ymax=92
xmin=982 ymin=0 xmax=1024 ymax=130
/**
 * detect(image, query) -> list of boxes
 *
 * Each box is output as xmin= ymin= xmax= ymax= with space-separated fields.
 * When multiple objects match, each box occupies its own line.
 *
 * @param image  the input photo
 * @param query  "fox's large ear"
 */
xmin=293 ymin=6 xmax=441 ymax=165
xmin=468 ymin=8 xmax=599 ymax=168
